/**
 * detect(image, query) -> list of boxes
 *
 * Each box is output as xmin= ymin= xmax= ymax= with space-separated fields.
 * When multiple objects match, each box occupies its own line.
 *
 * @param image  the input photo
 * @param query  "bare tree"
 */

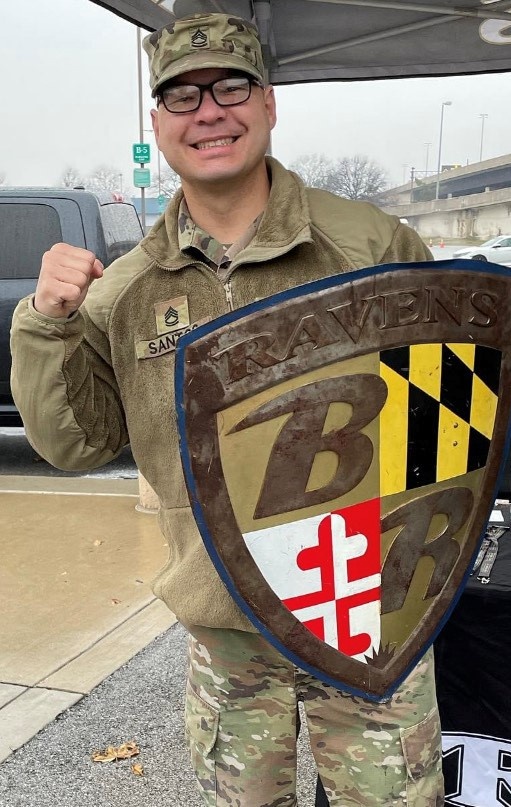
xmin=84 ymin=165 xmax=123 ymax=193
xmin=150 ymin=165 xmax=182 ymax=199
xmin=289 ymin=153 xmax=388 ymax=200
xmin=60 ymin=166 xmax=83 ymax=188
xmin=327 ymin=155 xmax=388 ymax=201
xmin=289 ymin=153 xmax=333 ymax=191
xmin=0 ymin=172 xmax=6 ymax=185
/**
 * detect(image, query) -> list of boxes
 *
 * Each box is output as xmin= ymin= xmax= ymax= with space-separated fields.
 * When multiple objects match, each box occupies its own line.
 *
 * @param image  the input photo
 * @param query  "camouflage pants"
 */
xmin=185 ymin=626 xmax=444 ymax=807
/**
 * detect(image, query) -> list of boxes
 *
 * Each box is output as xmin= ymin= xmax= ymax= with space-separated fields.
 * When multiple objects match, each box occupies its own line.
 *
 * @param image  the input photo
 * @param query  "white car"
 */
xmin=452 ymin=235 xmax=511 ymax=266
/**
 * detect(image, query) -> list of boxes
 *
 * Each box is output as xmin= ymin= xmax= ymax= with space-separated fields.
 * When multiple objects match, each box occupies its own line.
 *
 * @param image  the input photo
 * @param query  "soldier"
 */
xmin=10 ymin=13 xmax=444 ymax=806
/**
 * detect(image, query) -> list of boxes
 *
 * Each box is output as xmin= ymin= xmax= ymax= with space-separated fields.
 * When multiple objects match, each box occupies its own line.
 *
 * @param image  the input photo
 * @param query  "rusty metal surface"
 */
xmin=177 ymin=261 xmax=511 ymax=700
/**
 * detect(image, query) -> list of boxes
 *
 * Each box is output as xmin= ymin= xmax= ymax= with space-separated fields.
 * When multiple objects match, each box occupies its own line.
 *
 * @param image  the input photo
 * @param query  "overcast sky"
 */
xmin=2 ymin=0 xmax=511 ymax=194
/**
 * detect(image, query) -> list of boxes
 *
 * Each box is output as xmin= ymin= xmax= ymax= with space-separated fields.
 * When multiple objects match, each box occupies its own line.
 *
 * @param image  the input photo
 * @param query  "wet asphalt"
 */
xmin=0 ymin=427 xmax=136 ymax=479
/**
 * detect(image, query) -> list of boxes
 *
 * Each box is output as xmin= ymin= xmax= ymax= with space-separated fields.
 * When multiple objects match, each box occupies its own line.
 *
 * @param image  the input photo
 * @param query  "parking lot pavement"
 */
xmin=429 ymin=245 xmax=460 ymax=260
xmin=0 ymin=428 xmax=137 ymax=479
xmin=0 ymin=474 xmax=176 ymax=765
xmin=0 ymin=624 xmax=201 ymax=807
xmin=0 ymin=444 xmax=314 ymax=805
xmin=0 ymin=622 xmax=317 ymax=807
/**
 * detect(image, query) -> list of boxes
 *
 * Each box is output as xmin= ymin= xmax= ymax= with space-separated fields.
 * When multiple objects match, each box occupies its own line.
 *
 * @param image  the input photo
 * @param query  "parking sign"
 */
xmin=133 ymin=168 xmax=151 ymax=188
xmin=133 ymin=143 xmax=151 ymax=163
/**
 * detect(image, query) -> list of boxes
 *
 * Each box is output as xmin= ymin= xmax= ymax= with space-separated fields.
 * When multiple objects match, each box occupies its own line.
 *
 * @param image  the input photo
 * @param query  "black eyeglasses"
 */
xmin=157 ymin=76 xmax=263 ymax=114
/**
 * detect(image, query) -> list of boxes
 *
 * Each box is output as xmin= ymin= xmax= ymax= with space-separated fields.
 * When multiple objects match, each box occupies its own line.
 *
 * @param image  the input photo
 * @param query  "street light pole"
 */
xmin=424 ymin=142 xmax=432 ymax=176
xmin=136 ymin=26 xmax=146 ymax=233
xmin=478 ymin=113 xmax=488 ymax=162
xmin=144 ymin=128 xmax=162 ymax=197
xmin=435 ymin=101 xmax=452 ymax=201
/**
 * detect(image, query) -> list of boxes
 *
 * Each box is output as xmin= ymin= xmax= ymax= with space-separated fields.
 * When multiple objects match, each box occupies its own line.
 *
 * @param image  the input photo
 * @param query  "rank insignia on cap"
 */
xmin=191 ymin=27 xmax=209 ymax=49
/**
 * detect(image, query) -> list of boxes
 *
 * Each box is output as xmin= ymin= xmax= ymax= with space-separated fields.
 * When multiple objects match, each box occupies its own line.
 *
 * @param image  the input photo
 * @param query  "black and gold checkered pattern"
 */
xmin=379 ymin=343 xmax=501 ymax=497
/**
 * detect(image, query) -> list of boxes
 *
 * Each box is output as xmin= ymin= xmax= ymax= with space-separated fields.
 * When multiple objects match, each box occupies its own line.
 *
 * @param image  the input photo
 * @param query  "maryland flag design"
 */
xmin=177 ymin=262 xmax=511 ymax=700
xmin=380 ymin=343 xmax=501 ymax=495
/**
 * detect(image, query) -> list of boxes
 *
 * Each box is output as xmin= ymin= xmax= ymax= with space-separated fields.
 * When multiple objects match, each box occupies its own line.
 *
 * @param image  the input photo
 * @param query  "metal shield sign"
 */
xmin=175 ymin=260 xmax=511 ymax=701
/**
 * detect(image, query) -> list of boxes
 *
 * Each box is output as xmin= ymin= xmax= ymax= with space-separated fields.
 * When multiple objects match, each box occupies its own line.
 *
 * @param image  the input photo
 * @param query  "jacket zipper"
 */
xmin=194 ymin=262 xmax=234 ymax=311
xmin=158 ymin=257 xmax=235 ymax=313
xmin=223 ymin=279 xmax=234 ymax=311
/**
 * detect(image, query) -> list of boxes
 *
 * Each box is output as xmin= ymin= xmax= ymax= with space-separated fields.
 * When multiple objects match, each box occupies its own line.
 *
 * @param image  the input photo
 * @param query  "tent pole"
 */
xmin=254 ymin=1 xmax=274 ymax=156
xmin=307 ymin=0 xmax=511 ymax=24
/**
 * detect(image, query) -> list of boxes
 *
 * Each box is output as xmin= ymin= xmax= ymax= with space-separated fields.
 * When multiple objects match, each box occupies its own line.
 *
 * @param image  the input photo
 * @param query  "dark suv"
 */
xmin=0 ymin=188 xmax=143 ymax=425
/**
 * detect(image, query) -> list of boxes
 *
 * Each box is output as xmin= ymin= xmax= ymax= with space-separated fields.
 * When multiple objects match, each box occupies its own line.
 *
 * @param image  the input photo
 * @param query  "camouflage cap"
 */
xmin=143 ymin=13 xmax=265 ymax=97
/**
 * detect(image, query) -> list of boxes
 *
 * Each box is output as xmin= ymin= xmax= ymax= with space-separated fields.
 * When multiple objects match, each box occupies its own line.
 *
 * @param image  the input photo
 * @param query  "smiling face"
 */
xmin=151 ymin=67 xmax=276 ymax=194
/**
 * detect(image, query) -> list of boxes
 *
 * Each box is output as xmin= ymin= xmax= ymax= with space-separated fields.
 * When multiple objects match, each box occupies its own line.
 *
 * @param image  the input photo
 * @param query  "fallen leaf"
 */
xmin=93 ymin=539 xmax=104 ymax=547
xmin=131 ymin=763 xmax=144 ymax=776
xmin=91 ymin=747 xmax=118 ymax=763
xmin=116 ymin=741 xmax=140 ymax=759
xmin=111 ymin=598 xmax=121 ymax=605
xmin=91 ymin=741 xmax=139 ymax=763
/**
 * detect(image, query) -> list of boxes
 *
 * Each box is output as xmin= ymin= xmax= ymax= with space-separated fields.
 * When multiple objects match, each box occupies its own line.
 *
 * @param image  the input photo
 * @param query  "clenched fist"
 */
xmin=34 ymin=243 xmax=104 ymax=318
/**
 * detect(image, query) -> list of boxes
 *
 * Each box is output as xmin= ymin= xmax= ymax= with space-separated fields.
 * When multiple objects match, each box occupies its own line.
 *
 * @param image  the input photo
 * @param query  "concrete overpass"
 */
xmin=382 ymin=153 xmax=511 ymax=240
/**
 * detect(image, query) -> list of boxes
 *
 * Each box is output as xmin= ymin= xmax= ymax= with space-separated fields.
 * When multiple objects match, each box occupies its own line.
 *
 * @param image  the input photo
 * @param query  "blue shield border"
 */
xmin=175 ymin=259 xmax=511 ymax=701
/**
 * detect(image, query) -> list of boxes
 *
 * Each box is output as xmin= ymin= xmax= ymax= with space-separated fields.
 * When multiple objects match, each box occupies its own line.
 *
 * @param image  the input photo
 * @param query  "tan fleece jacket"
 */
xmin=10 ymin=158 xmax=432 ymax=632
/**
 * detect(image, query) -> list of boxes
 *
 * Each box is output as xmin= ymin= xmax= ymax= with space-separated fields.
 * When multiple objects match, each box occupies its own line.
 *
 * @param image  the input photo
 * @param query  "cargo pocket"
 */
xmin=400 ymin=707 xmax=444 ymax=806
xmin=185 ymin=681 xmax=220 ymax=806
